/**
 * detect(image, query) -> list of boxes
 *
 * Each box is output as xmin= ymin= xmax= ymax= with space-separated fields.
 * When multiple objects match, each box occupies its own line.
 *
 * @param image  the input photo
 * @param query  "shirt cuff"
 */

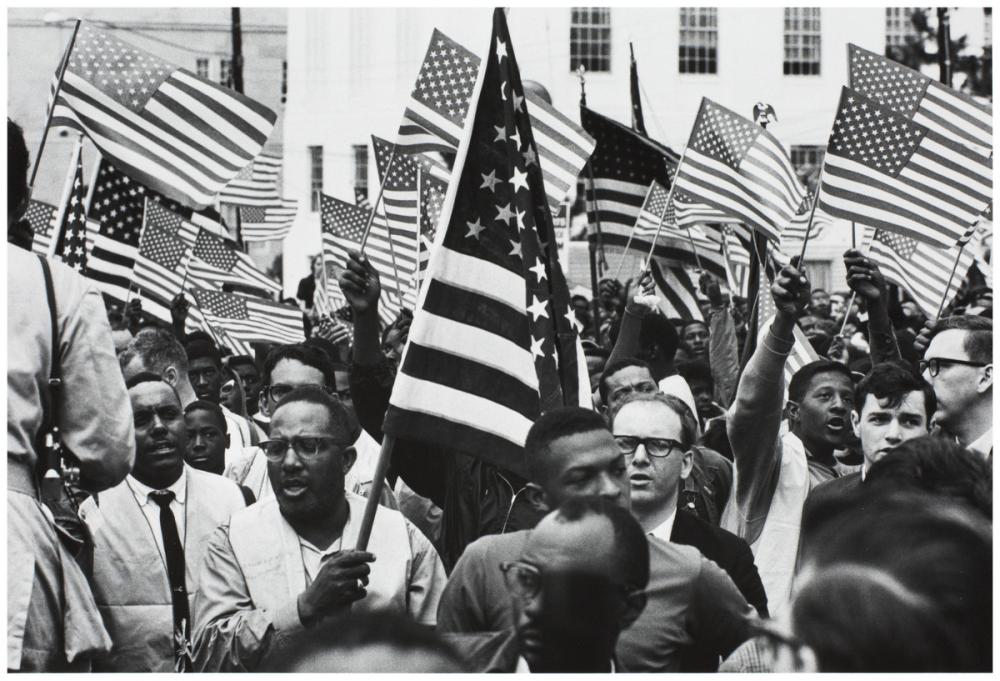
xmin=271 ymin=599 xmax=306 ymax=634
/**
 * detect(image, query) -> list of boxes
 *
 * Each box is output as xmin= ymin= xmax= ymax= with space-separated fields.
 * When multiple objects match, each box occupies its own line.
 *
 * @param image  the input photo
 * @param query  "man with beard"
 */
xmin=721 ymin=264 xmax=856 ymax=616
xmin=191 ymin=386 xmax=446 ymax=671
xmin=79 ymin=374 xmax=246 ymax=671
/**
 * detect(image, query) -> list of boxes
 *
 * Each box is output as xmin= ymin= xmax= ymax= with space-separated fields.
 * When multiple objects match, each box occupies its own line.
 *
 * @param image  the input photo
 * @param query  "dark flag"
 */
xmin=53 ymin=142 xmax=89 ymax=270
xmin=383 ymin=9 xmax=589 ymax=475
xmin=629 ymin=43 xmax=646 ymax=135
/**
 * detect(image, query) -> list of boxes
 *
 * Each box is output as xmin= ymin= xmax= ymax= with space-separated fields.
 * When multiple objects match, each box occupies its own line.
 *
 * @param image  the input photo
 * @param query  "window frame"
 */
xmin=570 ymin=7 xmax=612 ymax=73
xmin=195 ymin=57 xmax=210 ymax=79
xmin=678 ymin=7 xmax=719 ymax=75
xmin=309 ymin=145 xmax=323 ymax=213
xmin=783 ymin=7 xmax=822 ymax=76
xmin=352 ymin=144 xmax=368 ymax=197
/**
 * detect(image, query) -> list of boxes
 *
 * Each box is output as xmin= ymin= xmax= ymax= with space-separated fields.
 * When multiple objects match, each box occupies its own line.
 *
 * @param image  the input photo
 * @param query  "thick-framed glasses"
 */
xmin=263 ymin=383 xmax=336 ymax=403
xmin=499 ymin=561 xmax=542 ymax=601
xmin=614 ymin=436 xmax=684 ymax=458
xmin=260 ymin=436 xmax=345 ymax=463
xmin=918 ymin=358 xmax=987 ymax=378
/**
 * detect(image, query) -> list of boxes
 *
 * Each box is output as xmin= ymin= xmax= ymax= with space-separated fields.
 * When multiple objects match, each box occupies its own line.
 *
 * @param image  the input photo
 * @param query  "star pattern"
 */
xmin=875 ymin=229 xmax=918 ymax=260
xmin=411 ymin=29 xmax=480 ymax=125
xmin=193 ymin=288 xmax=250 ymax=320
xmin=690 ymin=100 xmax=760 ymax=172
xmin=138 ymin=223 xmax=189 ymax=269
xmin=320 ymin=195 xmax=369 ymax=241
xmin=420 ymin=171 xmax=448 ymax=239
xmin=193 ymin=230 xmax=239 ymax=270
xmin=849 ymin=44 xmax=928 ymax=119
xmin=581 ymin=106 xmax=678 ymax=185
xmin=56 ymin=157 xmax=89 ymax=271
xmin=89 ymin=160 xmax=188 ymax=246
xmin=67 ymin=23 xmax=176 ymax=114
xmin=827 ymin=90 xmax=924 ymax=178
xmin=25 ymin=200 xmax=57 ymax=239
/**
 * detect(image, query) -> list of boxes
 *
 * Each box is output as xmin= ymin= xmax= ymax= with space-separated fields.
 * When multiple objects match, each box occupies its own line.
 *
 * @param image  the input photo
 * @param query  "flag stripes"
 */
xmin=220 ymin=153 xmax=283 ymax=206
xmin=523 ymin=90 xmax=596 ymax=212
xmin=26 ymin=200 xmax=59 ymax=257
xmin=192 ymin=288 xmax=304 ymax=346
xmin=649 ymin=260 xmax=704 ymax=321
xmin=239 ymin=200 xmax=298 ymax=242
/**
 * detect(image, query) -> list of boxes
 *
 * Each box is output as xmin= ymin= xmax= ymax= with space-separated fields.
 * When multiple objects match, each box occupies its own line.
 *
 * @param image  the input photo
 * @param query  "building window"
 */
xmin=196 ymin=58 xmax=210 ymax=79
xmin=219 ymin=58 xmax=232 ymax=87
xmin=281 ymin=60 xmax=288 ymax=104
xmin=790 ymin=145 xmax=825 ymax=192
xmin=309 ymin=145 xmax=323 ymax=212
xmin=885 ymin=7 xmax=918 ymax=49
xmin=570 ymin=8 xmax=611 ymax=73
xmin=678 ymin=8 xmax=718 ymax=74
xmin=783 ymin=8 xmax=821 ymax=75
xmin=986 ymin=8 xmax=993 ymax=49
xmin=353 ymin=144 xmax=368 ymax=196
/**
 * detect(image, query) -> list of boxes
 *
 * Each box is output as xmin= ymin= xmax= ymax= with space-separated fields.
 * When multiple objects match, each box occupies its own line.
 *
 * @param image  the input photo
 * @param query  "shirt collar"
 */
xmin=127 ymin=467 xmax=188 ymax=507
xmin=968 ymin=427 xmax=993 ymax=460
xmin=649 ymin=509 xmax=677 ymax=543
xmin=515 ymin=656 xmax=615 ymax=673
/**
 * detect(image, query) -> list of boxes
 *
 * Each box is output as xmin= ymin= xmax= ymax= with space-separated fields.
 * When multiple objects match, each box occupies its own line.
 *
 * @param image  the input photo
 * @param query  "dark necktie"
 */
xmin=149 ymin=489 xmax=192 ymax=672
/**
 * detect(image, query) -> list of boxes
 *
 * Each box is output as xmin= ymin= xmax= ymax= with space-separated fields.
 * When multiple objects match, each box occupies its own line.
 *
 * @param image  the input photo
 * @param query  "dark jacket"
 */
xmin=671 ymin=510 xmax=769 ymax=618
xmin=349 ymin=358 xmax=543 ymax=570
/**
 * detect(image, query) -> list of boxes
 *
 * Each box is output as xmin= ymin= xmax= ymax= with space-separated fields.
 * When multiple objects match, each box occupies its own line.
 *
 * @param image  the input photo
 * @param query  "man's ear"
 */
xmin=341 ymin=446 xmax=357 ymax=474
xmin=163 ymin=365 xmax=179 ymax=387
xmin=850 ymin=410 xmax=860 ymax=438
xmin=679 ymin=449 xmax=694 ymax=481
xmin=522 ymin=483 xmax=550 ymax=515
xmin=620 ymin=591 xmax=648 ymax=631
xmin=785 ymin=400 xmax=799 ymax=425
xmin=258 ymin=392 xmax=270 ymax=418
xmin=978 ymin=364 xmax=993 ymax=394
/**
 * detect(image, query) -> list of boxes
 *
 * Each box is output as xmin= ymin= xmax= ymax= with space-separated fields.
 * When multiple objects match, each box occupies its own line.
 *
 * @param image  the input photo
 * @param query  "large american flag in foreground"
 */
xmin=50 ymin=22 xmax=276 ymax=208
xmin=191 ymin=288 xmax=304 ymax=346
xmin=757 ymin=267 xmax=820 ymax=385
xmin=396 ymin=28 xmax=594 ymax=212
xmin=849 ymin=43 xmax=992 ymax=154
xmin=383 ymin=9 xmax=588 ymax=474
xmin=819 ymin=87 xmax=991 ymax=250
xmin=26 ymin=200 xmax=59 ymax=257
xmin=673 ymin=98 xmax=806 ymax=243
xmin=865 ymin=226 xmax=977 ymax=320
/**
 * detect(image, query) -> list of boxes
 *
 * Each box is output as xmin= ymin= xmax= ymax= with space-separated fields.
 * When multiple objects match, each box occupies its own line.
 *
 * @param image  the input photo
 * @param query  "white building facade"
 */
xmin=280 ymin=7 xmax=991 ymax=294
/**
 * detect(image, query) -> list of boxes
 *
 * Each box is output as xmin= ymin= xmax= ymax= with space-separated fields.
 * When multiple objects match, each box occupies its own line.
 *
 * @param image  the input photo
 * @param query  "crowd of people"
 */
xmin=8 ymin=111 xmax=993 ymax=673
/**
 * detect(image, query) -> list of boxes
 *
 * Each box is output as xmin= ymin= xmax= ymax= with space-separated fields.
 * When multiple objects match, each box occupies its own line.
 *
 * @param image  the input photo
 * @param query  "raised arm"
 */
xmin=843 ymin=249 xmax=901 ymax=364
xmin=701 ymin=273 xmax=739 ymax=408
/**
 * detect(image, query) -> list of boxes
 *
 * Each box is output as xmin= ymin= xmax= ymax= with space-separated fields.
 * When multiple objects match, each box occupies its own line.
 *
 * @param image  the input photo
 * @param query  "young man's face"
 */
xmin=790 ymin=371 xmax=855 ymax=452
xmin=922 ymin=329 xmax=990 ymax=430
xmin=602 ymin=365 xmax=658 ymax=415
xmin=188 ymin=356 xmax=223 ymax=403
xmin=854 ymin=391 xmax=928 ymax=469
xmin=130 ymin=382 xmax=187 ymax=489
xmin=681 ymin=323 xmax=709 ymax=359
xmin=184 ymin=408 xmax=228 ymax=475
xmin=538 ymin=430 xmax=629 ymax=510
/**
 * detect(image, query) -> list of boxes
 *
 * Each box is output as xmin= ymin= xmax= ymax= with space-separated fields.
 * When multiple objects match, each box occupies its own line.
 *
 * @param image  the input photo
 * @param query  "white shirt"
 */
xmin=298 ymin=535 xmax=345 ymax=584
xmin=125 ymin=470 xmax=188 ymax=560
xmin=649 ymin=509 xmax=677 ymax=544
xmin=515 ymin=656 xmax=615 ymax=673
xmin=967 ymin=427 xmax=993 ymax=461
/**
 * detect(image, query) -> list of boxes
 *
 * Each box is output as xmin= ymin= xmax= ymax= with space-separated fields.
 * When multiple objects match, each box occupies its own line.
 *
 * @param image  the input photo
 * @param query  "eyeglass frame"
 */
xmin=917 ymin=357 xmax=987 ymax=378
xmin=613 ymin=435 xmax=685 ymax=459
xmin=261 ymin=383 xmax=338 ymax=404
xmin=259 ymin=435 xmax=350 ymax=463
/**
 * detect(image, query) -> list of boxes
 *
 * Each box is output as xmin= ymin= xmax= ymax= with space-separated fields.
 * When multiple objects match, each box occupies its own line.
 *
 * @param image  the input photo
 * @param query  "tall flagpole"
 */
xmin=28 ymin=19 xmax=82 ymax=197
xmin=48 ymin=133 xmax=84 ymax=259
xmin=684 ymin=226 xmax=704 ymax=271
xmin=643 ymin=146 xmax=689 ymax=269
xmin=578 ymin=65 xmax=603 ymax=337
xmin=934 ymin=242 xmax=968 ymax=319
xmin=612 ymin=182 xmax=657 ymax=281
xmin=360 ymin=144 xmax=397 ymax=249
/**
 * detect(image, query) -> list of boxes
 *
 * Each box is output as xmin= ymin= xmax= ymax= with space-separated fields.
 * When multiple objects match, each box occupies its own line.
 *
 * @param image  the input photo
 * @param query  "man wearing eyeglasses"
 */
xmin=610 ymin=392 xmax=768 ymax=621
xmin=192 ymin=386 xmax=446 ymax=671
xmin=920 ymin=316 xmax=992 ymax=460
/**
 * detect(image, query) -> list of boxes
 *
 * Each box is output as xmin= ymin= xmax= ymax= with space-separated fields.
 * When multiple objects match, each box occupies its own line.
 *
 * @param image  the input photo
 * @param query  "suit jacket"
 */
xmin=671 ymin=510 xmax=769 ymax=618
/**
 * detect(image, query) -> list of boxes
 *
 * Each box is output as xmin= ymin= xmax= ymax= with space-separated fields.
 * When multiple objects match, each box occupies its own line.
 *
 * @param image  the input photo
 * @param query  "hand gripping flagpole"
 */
xmin=28 ymin=18 xmax=82 ymax=197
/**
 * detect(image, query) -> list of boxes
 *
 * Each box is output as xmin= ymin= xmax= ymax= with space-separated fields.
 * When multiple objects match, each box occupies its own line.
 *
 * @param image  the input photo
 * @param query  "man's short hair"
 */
xmin=865 ymin=436 xmax=991 ymax=518
xmin=680 ymin=319 xmax=708 ymax=337
xmin=555 ymin=496 xmax=650 ymax=592
xmin=271 ymin=385 xmax=360 ymax=442
xmin=598 ymin=358 xmax=654 ymax=405
xmin=524 ymin=407 xmax=609 ymax=484
xmin=120 ymin=327 xmax=188 ymax=374
xmin=811 ymin=288 xmax=829 ymax=297
xmin=125 ymin=371 xmax=180 ymax=402
xmin=184 ymin=337 xmax=222 ymax=367
xmin=787 ymin=360 xmax=854 ymax=404
xmin=262 ymin=343 xmax=336 ymax=386
xmin=226 ymin=354 xmax=258 ymax=373
xmin=676 ymin=359 xmax=714 ymax=389
xmin=930 ymin=315 xmax=992 ymax=364
xmin=184 ymin=399 xmax=227 ymax=430
xmin=855 ymin=362 xmax=935 ymax=420
xmin=9 ymin=118 xmax=30 ymax=213
xmin=608 ymin=391 xmax=698 ymax=450
xmin=638 ymin=313 xmax=679 ymax=364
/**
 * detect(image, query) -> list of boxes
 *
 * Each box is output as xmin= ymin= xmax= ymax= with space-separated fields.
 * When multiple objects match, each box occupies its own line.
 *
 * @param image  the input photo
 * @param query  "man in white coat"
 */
xmin=192 ymin=386 xmax=446 ymax=671
xmin=80 ymin=374 xmax=246 ymax=672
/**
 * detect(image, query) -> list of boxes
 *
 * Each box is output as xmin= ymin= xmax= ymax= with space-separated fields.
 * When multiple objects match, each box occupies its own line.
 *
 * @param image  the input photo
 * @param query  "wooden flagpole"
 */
xmin=796 ymin=189 xmax=822 ymax=264
xmin=355 ymin=434 xmax=394 ymax=551
xmin=360 ymin=144 xmax=397 ymax=249
xmin=577 ymin=65 xmax=603 ymax=334
xmin=578 ymin=65 xmax=608 ymax=274
xmin=934 ymin=242 xmax=967 ymax=319
xmin=643 ymin=146 xmax=688 ymax=270
xmin=612 ymin=183 xmax=657 ymax=281
xmin=684 ymin=226 xmax=704 ymax=271
xmin=27 ymin=19 xmax=82 ymax=197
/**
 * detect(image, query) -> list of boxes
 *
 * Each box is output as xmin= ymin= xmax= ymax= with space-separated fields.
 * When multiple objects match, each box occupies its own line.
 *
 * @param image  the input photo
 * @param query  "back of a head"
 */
xmin=9 ymin=118 xmax=30 ymax=219
xmin=184 ymin=337 xmax=222 ymax=367
xmin=120 ymin=326 xmax=188 ymax=375
xmin=676 ymin=359 xmax=713 ymax=389
xmin=930 ymin=315 xmax=992 ymax=363
xmin=524 ymin=407 xmax=609 ymax=484
xmin=555 ymin=496 xmax=650 ymax=592
xmin=638 ymin=313 xmax=679 ymax=364
xmin=261 ymin=610 xmax=464 ymax=672
xmin=865 ymin=435 xmax=991 ymax=518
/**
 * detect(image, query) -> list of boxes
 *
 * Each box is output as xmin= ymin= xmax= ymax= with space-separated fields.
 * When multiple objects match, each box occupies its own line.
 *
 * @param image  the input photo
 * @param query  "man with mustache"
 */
xmin=79 ymin=374 xmax=246 ymax=671
xmin=720 ymin=264 xmax=856 ymax=616
xmin=191 ymin=386 xmax=446 ymax=671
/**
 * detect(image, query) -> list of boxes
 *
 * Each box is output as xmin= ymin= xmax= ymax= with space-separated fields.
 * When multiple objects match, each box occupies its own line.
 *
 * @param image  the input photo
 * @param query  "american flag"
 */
xmin=314 ymin=261 xmax=346 ymax=318
xmin=396 ymin=29 xmax=594 ymax=212
xmin=633 ymin=181 xmax=671 ymax=239
xmin=382 ymin=8 xmax=589 ymax=474
xmin=819 ymin=87 xmax=991 ymax=250
xmin=191 ymin=288 xmax=304 ymax=346
xmin=581 ymin=105 xmax=678 ymax=247
xmin=53 ymin=143 xmax=90 ymax=271
xmin=50 ymin=22 xmax=276 ymax=208
xmin=319 ymin=194 xmax=416 ymax=326
xmin=865 ymin=226 xmax=978 ymax=320
xmin=672 ymin=98 xmax=807 ymax=243
xmin=84 ymin=159 xmax=189 ymax=322
xmin=779 ymin=195 xmax=834 ymax=250
xmin=238 ymin=200 xmax=297 ymax=242
xmin=757 ymin=266 xmax=820 ymax=385
xmin=418 ymin=165 xmax=449 ymax=276
xmin=354 ymin=186 xmax=372 ymax=209
xmin=849 ymin=44 xmax=992 ymax=154
xmin=133 ymin=218 xmax=194 ymax=306
xmin=186 ymin=227 xmax=282 ymax=297
xmin=26 ymin=200 xmax=59 ymax=257
xmin=219 ymin=153 xmax=282 ymax=206
xmin=672 ymin=190 xmax=742 ymax=227
xmin=648 ymin=259 xmax=704 ymax=321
